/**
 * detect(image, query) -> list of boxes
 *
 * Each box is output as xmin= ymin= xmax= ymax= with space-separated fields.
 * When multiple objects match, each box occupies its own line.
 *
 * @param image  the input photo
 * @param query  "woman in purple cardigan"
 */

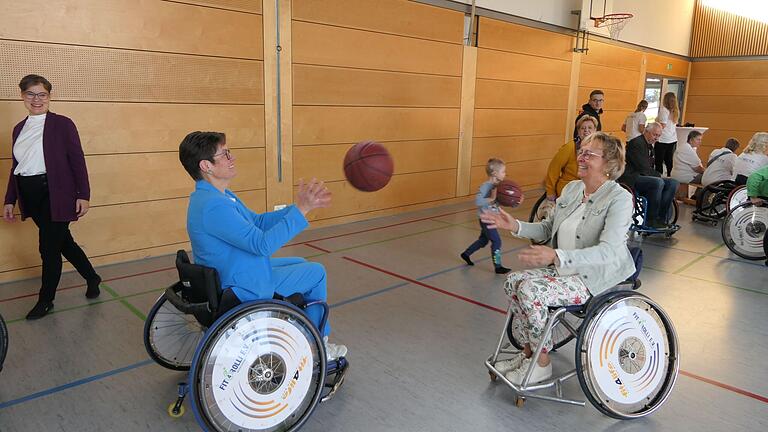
xmin=3 ymin=75 xmax=101 ymax=320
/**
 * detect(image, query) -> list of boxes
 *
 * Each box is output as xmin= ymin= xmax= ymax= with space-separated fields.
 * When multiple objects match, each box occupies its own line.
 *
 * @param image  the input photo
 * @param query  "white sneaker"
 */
xmin=504 ymin=358 xmax=552 ymax=385
xmin=323 ymin=336 xmax=348 ymax=361
xmin=494 ymin=353 xmax=527 ymax=374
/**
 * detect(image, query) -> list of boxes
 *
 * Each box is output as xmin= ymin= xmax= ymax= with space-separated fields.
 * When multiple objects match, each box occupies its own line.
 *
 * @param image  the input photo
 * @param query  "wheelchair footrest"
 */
xmin=321 ymin=357 xmax=349 ymax=403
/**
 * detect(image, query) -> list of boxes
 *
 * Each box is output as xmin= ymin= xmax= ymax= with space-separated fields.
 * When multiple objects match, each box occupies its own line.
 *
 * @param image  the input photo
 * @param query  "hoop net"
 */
xmin=593 ymin=13 xmax=633 ymax=40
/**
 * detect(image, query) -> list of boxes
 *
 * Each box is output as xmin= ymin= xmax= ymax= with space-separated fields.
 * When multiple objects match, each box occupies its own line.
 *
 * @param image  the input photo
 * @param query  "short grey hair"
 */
xmin=645 ymin=122 xmax=663 ymax=132
xmin=582 ymin=132 xmax=625 ymax=180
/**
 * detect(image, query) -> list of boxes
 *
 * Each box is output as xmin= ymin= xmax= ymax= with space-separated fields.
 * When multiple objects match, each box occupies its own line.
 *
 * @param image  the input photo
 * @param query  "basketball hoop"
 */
xmin=593 ymin=13 xmax=633 ymax=40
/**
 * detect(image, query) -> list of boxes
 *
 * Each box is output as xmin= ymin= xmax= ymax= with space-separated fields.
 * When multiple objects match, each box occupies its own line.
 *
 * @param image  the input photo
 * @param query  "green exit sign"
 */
xmin=666 ymin=63 xmax=673 ymax=70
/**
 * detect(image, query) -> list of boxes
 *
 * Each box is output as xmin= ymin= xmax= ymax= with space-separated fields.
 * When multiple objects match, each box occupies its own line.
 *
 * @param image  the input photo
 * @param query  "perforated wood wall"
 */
xmin=691 ymin=0 xmax=768 ymax=58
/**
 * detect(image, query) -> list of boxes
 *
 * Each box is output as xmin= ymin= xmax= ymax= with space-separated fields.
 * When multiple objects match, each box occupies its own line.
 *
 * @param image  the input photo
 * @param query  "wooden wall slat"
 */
xmin=645 ymin=53 xmax=689 ymax=78
xmin=690 ymin=61 xmax=768 ymax=79
xmin=293 ymin=139 xmax=458 ymax=184
xmin=477 ymin=17 xmax=573 ymax=60
xmin=691 ymin=3 xmax=768 ymax=57
xmin=579 ymin=63 xmax=640 ymax=91
xmin=686 ymin=95 xmax=768 ymax=114
xmin=0 ymin=0 xmax=263 ymax=59
xmin=577 ymin=87 xmax=638 ymax=112
xmin=471 ymin=135 xmax=564 ymax=166
xmin=293 ymin=106 xmax=459 ymax=145
xmin=293 ymin=64 xmax=461 ymax=107
xmin=470 ymin=159 xmax=550 ymax=190
xmin=473 ymin=110 xmax=567 ymax=138
xmin=475 ymin=80 xmax=569 ymax=109
xmin=476 ymin=49 xmax=571 ymax=84
xmin=292 ymin=0 xmax=463 ymax=44
xmin=292 ymin=21 xmax=463 ymax=76
xmin=580 ymin=41 xmax=642 ymax=71
xmin=688 ymin=78 xmax=768 ymax=96
xmin=686 ymin=112 xmax=768 ymax=131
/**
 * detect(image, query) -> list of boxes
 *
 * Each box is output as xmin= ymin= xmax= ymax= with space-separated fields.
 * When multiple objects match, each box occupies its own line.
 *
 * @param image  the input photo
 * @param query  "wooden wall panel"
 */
xmin=690 ymin=60 xmax=768 ymax=79
xmin=167 ymin=0 xmax=262 ymax=13
xmin=577 ymin=87 xmax=638 ymax=112
xmin=646 ymin=53 xmax=689 ymax=78
xmin=293 ymin=65 xmax=461 ymax=107
xmin=686 ymin=95 xmax=768 ymax=114
xmin=477 ymin=18 xmax=572 ymax=60
xmin=474 ymin=110 xmax=567 ymax=138
xmin=293 ymin=106 xmax=459 ymax=145
xmin=475 ymin=81 xmax=569 ymax=109
xmin=470 ymin=159 xmax=550 ymax=190
xmin=579 ymin=63 xmax=640 ymax=91
xmin=0 ymin=0 xmax=263 ymax=59
xmin=294 ymin=139 xmax=458 ymax=184
xmin=580 ymin=41 xmax=642 ymax=71
xmin=471 ymin=135 xmax=565 ymax=166
xmin=696 ymin=130 xmax=757 ymax=149
xmin=293 ymin=0 xmax=463 ymax=44
xmin=293 ymin=21 xmax=462 ymax=76
xmin=0 ymin=102 xmax=264 ymax=158
xmin=684 ymin=112 xmax=768 ymax=131
xmin=476 ymin=49 xmax=571 ymax=84
xmin=688 ymin=78 xmax=768 ymax=96
xmin=691 ymin=2 xmax=768 ymax=57
xmin=305 ymin=170 xmax=457 ymax=221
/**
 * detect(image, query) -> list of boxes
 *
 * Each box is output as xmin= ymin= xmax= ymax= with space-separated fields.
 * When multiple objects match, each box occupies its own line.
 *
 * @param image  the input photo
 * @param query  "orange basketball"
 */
xmin=496 ymin=180 xmax=523 ymax=208
xmin=343 ymin=141 xmax=394 ymax=192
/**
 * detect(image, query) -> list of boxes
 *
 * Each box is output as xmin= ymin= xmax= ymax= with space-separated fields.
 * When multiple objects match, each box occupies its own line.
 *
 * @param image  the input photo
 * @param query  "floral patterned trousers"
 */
xmin=504 ymin=268 xmax=591 ymax=353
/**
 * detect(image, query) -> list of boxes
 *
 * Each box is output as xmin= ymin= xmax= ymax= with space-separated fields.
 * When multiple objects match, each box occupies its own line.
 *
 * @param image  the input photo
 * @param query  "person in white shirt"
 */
xmin=701 ymin=138 xmax=740 ymax=187
xmin=621 ymin=100 xmax=648 ymax=141
xmin=671 ymin=131 xmax=705 ymax=184
xmin=734 ymin=132 xmax=768 ymax=185
xmin=655 ymin=92 xmax=680 ymax=176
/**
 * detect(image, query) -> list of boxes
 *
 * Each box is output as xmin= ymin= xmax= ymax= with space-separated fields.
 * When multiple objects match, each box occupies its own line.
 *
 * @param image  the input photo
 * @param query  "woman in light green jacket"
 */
xmin=481 ymin=132 xmax=635 ymax=385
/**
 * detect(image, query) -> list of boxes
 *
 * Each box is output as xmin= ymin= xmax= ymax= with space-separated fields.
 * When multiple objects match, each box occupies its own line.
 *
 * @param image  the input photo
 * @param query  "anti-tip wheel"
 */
xmin=167 ymin=402 xmax=185 ymax=418
xmin=515 ymin=396 xmax=525 ymax=408
xmin=489 ymin=371 xmax=498 ymax=382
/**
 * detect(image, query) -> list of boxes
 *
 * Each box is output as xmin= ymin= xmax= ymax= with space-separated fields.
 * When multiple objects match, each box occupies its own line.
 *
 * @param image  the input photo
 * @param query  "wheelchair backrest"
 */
xmin=175 ymin=250 xmax=222 ymax=312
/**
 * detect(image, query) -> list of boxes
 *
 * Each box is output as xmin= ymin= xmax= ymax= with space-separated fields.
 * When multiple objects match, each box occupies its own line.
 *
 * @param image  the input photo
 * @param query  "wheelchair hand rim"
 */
xmin=721 ymin=202 xmax=768 ymax=260
xmin=576 ymin=293 xmax=680 ymax=419
xmin=189 ymin=301 xmax=327 ymax=432
xmin=144 ymin=293 xmax=206 ymax=371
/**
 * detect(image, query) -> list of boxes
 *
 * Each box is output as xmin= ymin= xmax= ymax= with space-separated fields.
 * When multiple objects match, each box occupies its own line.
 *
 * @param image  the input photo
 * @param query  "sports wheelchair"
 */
xmin=486 ymin=247 xmax=680 ymax=419
xmin=727 ymin=185 xmax=749 ymax=213
xmin=0 ymin=312 xmax=7 ymax=373
xmin=721 ymin=199 xmax=768 ymax=261
xmin=691 ymin=181 xmax=750 ymax=226
xmin=144 ymin=251 xmax=349 ymax=431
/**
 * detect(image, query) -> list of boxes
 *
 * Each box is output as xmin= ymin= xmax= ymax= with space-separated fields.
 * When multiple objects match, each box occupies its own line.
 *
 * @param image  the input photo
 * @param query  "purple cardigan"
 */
xmin=4 ymin=112 xmax=91 ymax=222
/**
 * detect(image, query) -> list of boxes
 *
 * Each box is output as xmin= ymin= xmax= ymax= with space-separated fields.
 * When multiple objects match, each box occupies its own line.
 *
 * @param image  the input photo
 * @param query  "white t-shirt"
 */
xmin=624 ymin=112 xmax=647 ymax=141
xmin=701 ymin=148 xmax=737 ymax=186
xmin=13 ymin=113 xmax=47 ymax=176
xmin=671 ymin=142 xmax=702 ymax=183
xmin=734 ymin=152 xmax=768 ymax=178
xmin=657 ymin=106 xmax=678 ymax=143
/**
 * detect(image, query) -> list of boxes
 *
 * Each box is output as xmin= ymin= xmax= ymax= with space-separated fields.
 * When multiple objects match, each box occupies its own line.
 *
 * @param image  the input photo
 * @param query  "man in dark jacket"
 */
xmin=618 ymin=122 xmax=678 ymax=228
xmin=573 ymin=89 xmax=604 ymax=138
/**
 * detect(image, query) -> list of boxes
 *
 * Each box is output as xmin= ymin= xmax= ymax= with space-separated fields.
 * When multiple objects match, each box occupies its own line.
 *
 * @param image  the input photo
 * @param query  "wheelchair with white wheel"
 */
xmin=727 ymin=185 xmax=749 ymax=213
xmin=621 ymin=184 xmax=680 ymax=238
xmin=721 ymin=200 xmax=767 ymax=261
xmin=487 ymin=248 xmax=680 ymax=419
xmin=144 ymin=251 xmax=349 ymax=431
xmin=692 ymin=180 xmax=737 ymax=226
xmin=0 ymin=312 xmax=7 ymax=373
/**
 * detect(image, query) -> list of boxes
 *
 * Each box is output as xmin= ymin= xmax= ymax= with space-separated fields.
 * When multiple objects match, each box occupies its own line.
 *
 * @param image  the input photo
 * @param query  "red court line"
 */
xmin=342 ymin=255 xmax=768 ymax=405
xmin=286 ymin=207 xmax=474 ymax=248
xmin=303 ymin=243 xmax=332 ymax=253
xmin=342 ymin=256 xmax=506 ymax=314
xmin=0 ymin=266 xmax=175 ymax=303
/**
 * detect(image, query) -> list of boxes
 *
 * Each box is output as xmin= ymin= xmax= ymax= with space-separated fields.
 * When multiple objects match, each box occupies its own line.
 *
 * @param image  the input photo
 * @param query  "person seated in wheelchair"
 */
xmin=178 ymin=131 xmax=347 ymax=360
xmin=701 ymin=138 xmax=740 ymax=187
xmin=617 ymin=122 xmax=678 ymax=229
xmin=746 ymin=165 xmax=768 ymax=266
xmin=734 ymin=132 xmax=768 ymax=185
xmin=670 ymin=130 xmax=705 ymax=185
xmin=481 ymin=132 xmax=635 ymax=385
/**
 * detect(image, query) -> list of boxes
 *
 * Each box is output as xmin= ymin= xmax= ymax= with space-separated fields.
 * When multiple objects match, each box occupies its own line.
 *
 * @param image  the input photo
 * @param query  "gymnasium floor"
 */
xmin=0 ymin=199 xmax=766 ymax=432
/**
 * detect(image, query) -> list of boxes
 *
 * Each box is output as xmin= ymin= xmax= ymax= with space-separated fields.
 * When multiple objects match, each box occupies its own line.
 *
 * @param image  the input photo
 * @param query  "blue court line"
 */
xmin=0 ymin=246 xmax=526 ymax=411
xmin=0 ymin=359 xmax=154 ymax=410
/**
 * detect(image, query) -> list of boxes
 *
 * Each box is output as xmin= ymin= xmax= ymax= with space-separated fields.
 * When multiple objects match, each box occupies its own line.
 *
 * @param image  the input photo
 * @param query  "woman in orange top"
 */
xmin=544 ymin=115 xmax=598 ymax=201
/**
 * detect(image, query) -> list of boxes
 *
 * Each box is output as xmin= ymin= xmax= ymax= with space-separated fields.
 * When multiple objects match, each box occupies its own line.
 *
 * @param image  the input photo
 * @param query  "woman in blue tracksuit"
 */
xmin=179 ymin=131 xmax=347 ymax=360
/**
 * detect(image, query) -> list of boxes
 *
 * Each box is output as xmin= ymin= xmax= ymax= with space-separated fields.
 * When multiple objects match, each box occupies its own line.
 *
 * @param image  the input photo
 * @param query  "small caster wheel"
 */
xmin=168 ymin=402 xmax=185 ymax=418
xmin=515 ymin=396 xmax=525 ymax=408
xmin=489 ymin=371 xmax=498 ymax=382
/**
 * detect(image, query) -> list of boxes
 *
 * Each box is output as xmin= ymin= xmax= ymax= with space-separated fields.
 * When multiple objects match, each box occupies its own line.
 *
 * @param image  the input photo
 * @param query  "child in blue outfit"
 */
xmin=461 ymin=158 xmax=511 ymax=274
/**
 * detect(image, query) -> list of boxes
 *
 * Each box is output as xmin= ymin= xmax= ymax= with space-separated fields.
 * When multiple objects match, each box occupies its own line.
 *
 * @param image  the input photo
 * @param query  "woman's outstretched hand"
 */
xmin=296 ymin=178 xmax=332 ymax=216
xmin=480 ymin=207 xmax=519 ymax=232
xmin=518 ymin=245 xmax=557 ymax=267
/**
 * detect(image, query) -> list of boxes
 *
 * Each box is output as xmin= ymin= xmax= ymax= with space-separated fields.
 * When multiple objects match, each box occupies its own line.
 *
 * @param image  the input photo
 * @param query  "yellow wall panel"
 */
xmin=476 ymin=49 xmax=571 ymax=84
xmin=293 ymin=106 xmax=459 ymax=145
xmin=305 ymin=170 xmax=457 ymax=221
xmin=471 ymin=135 xmax=565 ymax=166
xmin=686 ymin=95 xmax=768 ymax=114
xmin=294 ymin=139 xmax=458 ymax=184
xmin=691 ymin=61 xmax=768 ymax=79
xmin=580 ymin=41 xmax=642 ymax=71
xmin=170 ymin=0 xmax=262 ymax=13
xmin=293 ymin=65 xmax=461 ymax=107
xmin=477 ymin=18 xmax=573 ymax=60
xmin=470 ymin=158 xmax=550 ymax=190
xmin=474 ymin=109 xmax=567 ymax=138
xmin=475 ymin=80 xmax=569 ymax=109
xmin=579 ymin=63 xmax=640 ymax=91
xmin=688 ymin=78 xmax=768 ymax=96
xmin=685 ymin=112 xmax=768 ymax=132
xmin=293 ymin=0 xmax=463 ymax=44
xmin=645 ymin=53 xmax=689 ymax=78
xmin=696 ymin=130 xmax=759 ymax=149
xmin=293 ymin=21 xmax=462 ymax=76
xmin=0 ymin=102 xmax=264 ymax=158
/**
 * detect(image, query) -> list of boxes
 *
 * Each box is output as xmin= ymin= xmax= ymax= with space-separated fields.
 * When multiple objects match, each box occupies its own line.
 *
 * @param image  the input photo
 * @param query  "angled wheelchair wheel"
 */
xmin=0 ymin=313 xmax=7 ymax=372
xmin=144 ymin=293 xmax=206 ymax=371
xmin=721 ymin=201 xmax=768 ymax=260
xmin=575 ymin=292 xmax=679 ymax=419
xmin=528 ymin=193 xmax=553 ymax=245
xmin=189 ymin=301 xmax=326 ymax=432
xmin=506 ymin=311 xmax=581 ymax=351
xmin=696 ymin=185 xmax=728 ymax=220
xmin=727 ymin=186 xmax=748 ymax=213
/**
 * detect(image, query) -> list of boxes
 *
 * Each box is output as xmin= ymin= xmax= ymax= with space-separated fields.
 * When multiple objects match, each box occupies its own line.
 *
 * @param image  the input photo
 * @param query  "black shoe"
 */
xmin=26 ymin=301 xmax=54 ymax=320
xmin=495 ymin=266 xmax=511 ymax=274
xmin=460 ymin=252 xmax=474 ymax=266
xmin=85 ymin=275 xmax=102 ymax=299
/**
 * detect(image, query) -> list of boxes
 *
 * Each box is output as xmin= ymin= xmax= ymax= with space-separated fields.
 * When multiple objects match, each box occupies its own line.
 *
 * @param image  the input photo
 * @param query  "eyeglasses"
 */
xmin=577 ymin=149 xmax=604 ymax=160
xmin=590 ymin=98 xmax=604 ymax=103
xmin=23 ymin=91 xmax=49 ymax=101
xmin=213 ymin=148 xmax=232 ymax=161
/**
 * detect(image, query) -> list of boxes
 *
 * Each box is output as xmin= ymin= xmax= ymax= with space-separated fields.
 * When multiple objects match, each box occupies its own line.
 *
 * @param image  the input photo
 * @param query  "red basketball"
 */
xmin=343 ymin=141 xmax=394 ymax=192
xmin=495 ymin=180 xmax=523 ymax=208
